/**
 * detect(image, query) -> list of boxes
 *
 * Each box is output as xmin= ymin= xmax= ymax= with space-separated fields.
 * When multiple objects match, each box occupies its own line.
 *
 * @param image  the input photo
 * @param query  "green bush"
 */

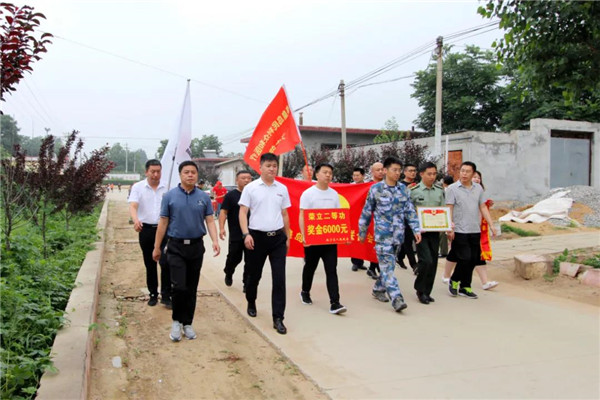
xmin=582 ymin=254 xmax=600 ymax=269
xmin=0 ymin=209 xmax=99 ymax=399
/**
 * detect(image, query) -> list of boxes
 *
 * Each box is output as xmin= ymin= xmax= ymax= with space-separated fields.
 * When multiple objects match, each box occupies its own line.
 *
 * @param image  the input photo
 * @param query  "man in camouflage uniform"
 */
xmin=359 ymin=156 xmax=421 ymax=312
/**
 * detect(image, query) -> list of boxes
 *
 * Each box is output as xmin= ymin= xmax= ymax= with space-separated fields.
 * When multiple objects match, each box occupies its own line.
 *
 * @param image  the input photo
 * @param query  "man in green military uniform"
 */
xmin=410 ymin=162 xmax=446 ymax=304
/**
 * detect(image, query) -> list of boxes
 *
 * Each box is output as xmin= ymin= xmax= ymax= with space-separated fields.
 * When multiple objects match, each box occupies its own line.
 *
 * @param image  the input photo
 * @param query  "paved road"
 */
xmin=202 ymin=231 xmax=599 ymax=399
xmin=110 ymin=190 xmax=599 ymax=398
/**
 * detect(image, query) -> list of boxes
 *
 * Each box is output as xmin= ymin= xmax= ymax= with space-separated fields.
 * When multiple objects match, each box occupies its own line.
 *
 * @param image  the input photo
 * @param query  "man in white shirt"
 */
xmin=128 ymin=159 xmax=171 ymax=308
xmin=299 ymin=163 xmax=347 ymax=315
xmin=239 ymin=153 xmax=291 ymax=335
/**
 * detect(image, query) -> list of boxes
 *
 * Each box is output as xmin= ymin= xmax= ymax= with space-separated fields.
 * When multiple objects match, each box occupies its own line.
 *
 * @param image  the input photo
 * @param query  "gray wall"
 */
xmin=331 ymin=119 xmax=599 ymax=203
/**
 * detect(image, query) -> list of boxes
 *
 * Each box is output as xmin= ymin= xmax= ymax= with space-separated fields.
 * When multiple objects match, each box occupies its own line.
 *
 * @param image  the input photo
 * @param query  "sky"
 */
xmin=1 ymin=0 xmax=502 ymax=159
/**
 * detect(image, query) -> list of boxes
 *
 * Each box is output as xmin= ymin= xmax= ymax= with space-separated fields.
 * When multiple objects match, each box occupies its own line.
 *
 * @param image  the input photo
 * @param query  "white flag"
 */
xmin=160 ymin=82 xmax=192 ymax=189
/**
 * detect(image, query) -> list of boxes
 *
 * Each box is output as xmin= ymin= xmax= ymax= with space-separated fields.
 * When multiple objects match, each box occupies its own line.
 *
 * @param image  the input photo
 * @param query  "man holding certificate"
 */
xmin=410 ymin=162 xmax=446 ymax=305
xmin=299 ymin=163 xmax=347 ymax=315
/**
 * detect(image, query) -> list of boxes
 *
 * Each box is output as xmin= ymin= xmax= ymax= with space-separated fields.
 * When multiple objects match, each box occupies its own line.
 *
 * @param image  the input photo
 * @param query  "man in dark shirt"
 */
xmin=397 ymin=163 xmax=418 ymax=273
xmin=219 ymin=170 xmax=253 ymax=290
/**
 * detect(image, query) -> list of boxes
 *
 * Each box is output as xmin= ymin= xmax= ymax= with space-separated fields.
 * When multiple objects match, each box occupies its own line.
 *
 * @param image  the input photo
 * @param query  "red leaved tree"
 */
xmin=0 ymin=2 xmax=52 ymax=101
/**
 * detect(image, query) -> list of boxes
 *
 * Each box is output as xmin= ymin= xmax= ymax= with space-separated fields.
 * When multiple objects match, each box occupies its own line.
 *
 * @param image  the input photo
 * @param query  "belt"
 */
xmin=168 ymin=236 xmax=203 ymax=244
xmin=249 ymin=229 xmax=283 ymax=237
xmin=142 ymin=223 xmax=158 ymax=228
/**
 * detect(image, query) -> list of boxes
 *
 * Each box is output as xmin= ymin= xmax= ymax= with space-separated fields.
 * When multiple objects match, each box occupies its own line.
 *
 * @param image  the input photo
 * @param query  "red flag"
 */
xmin=244 ymin=86 xmax=301 ymax=173
xmin=276 ymin=177 xmax=378 ymax=263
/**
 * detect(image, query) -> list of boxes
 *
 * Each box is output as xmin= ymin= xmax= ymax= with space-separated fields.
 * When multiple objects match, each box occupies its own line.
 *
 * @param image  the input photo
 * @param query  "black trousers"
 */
xmin=397 ymin=226 xmax=417 ymax=267
xmin=351 ymin=258 xmax=379 ymax=272
xmin=414 ymin=232 xmax=440 ymax=295
xmin=224 ymin=239 xmax=248 ymax=284
xmin=245 ymin=230 xmax=287 ymax=321
xmin=166 ymin=239 xmax=205 ymax=326
xmin=302 ymin=244 xmax=340 ymax=304
xmin=449 ymin=232 xmax=481 ymax=289
xmin=138 ymin=225 xmax=171 ymax=298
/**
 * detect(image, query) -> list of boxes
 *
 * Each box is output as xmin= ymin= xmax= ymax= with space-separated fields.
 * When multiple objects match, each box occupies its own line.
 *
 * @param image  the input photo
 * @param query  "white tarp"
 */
xmin=498 ymin=190 xmax=574 ymax=224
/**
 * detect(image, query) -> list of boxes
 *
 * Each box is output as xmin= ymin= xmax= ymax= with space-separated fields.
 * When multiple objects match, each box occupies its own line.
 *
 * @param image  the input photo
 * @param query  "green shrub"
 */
xmin=0 ymin=208 xmax=99 ymax=399
xmin=500 ymin=223 xmax=541 ymax=237
xmin=582 ymin=254 xmax=600 ymax=269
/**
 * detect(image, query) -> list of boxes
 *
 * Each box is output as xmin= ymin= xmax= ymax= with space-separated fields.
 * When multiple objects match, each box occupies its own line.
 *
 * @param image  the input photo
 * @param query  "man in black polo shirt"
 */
xmin=153 ymin=161 xmax=220 ymax=342
xmin=219 ymin=170 xmax=253 ymax=290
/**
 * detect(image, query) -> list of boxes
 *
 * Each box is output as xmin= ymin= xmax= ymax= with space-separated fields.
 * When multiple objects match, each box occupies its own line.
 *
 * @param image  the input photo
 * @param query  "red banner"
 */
xmin=244 ymin=86 xmax=301 ymax=173
xmin=303 ymin=208 xmax=351 ymax=245
xmin=276 ymin=177 xmax=377 ymax=262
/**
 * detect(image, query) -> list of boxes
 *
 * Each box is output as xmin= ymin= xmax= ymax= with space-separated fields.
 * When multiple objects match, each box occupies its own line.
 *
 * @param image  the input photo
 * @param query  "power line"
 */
xmin=48 ymin=33 xmax=268 ymax=104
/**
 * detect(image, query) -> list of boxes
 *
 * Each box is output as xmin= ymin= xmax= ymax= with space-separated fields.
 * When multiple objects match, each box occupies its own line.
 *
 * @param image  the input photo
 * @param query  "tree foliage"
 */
xmin=0 ymin=3 xmax=52 ymax=101
xmin=373 ymin=117 xmax=410 ymax=143
xmin=411 ymin=46 xmax=506 ymax=134
xmin=478 ymin=0 xmax=600 ymax=126
xmin=156 ymin=134 xmax=223 ymax=159
xmin=106 ymin=142 xmax=147 ymax=173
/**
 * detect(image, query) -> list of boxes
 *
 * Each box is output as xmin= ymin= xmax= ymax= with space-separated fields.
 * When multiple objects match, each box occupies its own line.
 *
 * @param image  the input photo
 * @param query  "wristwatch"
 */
xmin=242 ymin=232 xmax=250 ymax=239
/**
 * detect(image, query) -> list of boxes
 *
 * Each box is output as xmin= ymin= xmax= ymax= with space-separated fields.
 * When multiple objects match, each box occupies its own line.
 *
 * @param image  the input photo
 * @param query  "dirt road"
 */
xmin=89 ymin=196 xmax=325 ymax=400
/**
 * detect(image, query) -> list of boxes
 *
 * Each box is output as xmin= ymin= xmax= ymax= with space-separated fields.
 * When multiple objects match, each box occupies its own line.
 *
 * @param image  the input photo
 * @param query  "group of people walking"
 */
xmin=128 ymin=152 xmax=497 ymax=341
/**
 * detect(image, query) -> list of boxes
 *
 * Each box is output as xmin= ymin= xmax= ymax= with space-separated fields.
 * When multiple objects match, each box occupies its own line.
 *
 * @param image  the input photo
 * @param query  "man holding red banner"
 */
xmin=359 ymin=156 xmax=421 ymax=312
xmin=299 ymin=163 xmax=347 ymax=315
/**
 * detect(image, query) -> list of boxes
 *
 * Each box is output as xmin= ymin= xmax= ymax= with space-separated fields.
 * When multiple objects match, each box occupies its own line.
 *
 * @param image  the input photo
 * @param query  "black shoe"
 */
xmin=160 ymin=297 xmax=172 ymax=309
xmin=300 ymin=291 xmax=312 ymax=305
xmin=417 ymin=292 xmax=430 ymax=304
xmin=458 ymin=287 xmax=478 ymax=299
xmin=351 ymin=264 xmax=359 ymax=271
xmin=427 ymin=295 xmax=435 ymax=303
xmin=397 ymin=260 xmax=408 ymax=269
xmin=329 ymin=302 xmax=347 ymax=314
xmin=247 ymin=302 xmax=257 ymax=317
xmin=224 ymin=275 xmax=233 ymax=287
xmin=148 ymin=295 xmax=158 ymax=306
xmin=411 ymin=264 xmax=419 ymax=275
xmin=273 ymin=318 xmax=287 ymax=335
xmin=366 ymin=269 xmax=378 ymax=280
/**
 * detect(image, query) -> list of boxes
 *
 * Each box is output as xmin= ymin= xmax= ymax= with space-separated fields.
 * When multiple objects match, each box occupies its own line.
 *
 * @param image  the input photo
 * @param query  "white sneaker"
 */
xmin=441 ymin=277 xmax=450 ymax=284
xmin=482 ymin=281 xmax=499 ymax=290
xmin=183 ymin=324 xmax=197 ymax=340
xmin=170 ymin=321 xmax=182 ymax=342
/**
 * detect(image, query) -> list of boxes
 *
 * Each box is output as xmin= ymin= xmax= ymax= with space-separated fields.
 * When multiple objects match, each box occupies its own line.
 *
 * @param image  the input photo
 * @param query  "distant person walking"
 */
xmin=299 ymin=163 xmax=347 ymax=315
xmin=128 ymin=159 xmax=171 ymax=308
xmin=153 ymin=161 xmax=220 ymax=342
xmin=212 ymin=181 xmax=227 ymax=217
xmin=359 ymin=157 xmax=421 ymax=312
xmin=219 ymin=170 xmax=253 ymax=290
xmin=239 ymin=153 xmax=291 ymax=335
xmin=445 ymin=162 xmax=497 ymax=300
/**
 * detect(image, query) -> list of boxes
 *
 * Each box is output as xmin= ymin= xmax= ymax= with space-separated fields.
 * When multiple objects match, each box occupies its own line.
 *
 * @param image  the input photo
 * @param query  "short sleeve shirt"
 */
xmin=128 ymin=179 xmax=167 ymax=224
xmin=299 ymin=186 xmax=341 ymax=210
xmin=213 ymin=186 xmax=228 ymax=204
xmin=221 ymin=189 xmax=245 ymax=241
xmin=410 ymin=182 xmax=445 ymax=208
xmin=160 ymin=184 xmax=213 ymax=239
xmin=238 ymin=178 xmax=291 ymax=231
xmin=446 ymin=181 xmax=487 ymax=233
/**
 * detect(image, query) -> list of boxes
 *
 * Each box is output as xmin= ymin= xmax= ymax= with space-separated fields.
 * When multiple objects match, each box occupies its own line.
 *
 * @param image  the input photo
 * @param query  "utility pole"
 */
xmin=125 ymin=143 xmax=129 ymax=173
xmin=434 ymin=36 xmax=443 ymax=158
xmin=44 ymin=127 xmax=50 ymax=138
xmin=338 ymin=79 xmax=347 ymax=149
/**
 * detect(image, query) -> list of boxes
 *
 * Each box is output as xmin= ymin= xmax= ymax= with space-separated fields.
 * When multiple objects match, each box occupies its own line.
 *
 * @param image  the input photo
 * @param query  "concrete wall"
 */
xmin=330 ymin=119 xmax=599 ymax=203
xmin=302 ymin=132 xmax=377 ymax=150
